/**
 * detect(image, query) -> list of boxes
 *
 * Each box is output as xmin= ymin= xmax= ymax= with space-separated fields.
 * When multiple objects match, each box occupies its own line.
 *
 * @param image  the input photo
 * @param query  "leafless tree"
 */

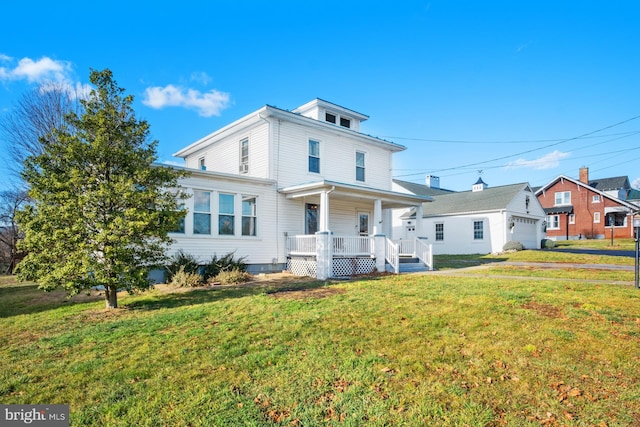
xmin=0 ymin=81 xmax=82 ymax=179
xmin=0 ymin=188 xmax=29 ymax=274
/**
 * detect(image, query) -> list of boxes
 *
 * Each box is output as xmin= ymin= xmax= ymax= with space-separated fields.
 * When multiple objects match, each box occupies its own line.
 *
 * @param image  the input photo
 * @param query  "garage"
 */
xmin=510 ymin=217 xmax=539 ymax=249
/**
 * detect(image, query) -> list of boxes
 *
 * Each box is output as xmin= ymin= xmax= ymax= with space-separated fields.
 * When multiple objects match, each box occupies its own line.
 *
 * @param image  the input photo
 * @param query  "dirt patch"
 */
xmin=270 ymin=286 xmax=346 ymax=300
xmin=154 ymin=272 xmax=315 ymax=294
xmin=521 ymin=301 xmax=563 ymax=318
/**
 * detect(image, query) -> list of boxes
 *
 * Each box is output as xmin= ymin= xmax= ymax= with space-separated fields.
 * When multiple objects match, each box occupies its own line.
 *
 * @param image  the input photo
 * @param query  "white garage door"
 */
xmin=511 ymin=217 xmax=538 ymax=249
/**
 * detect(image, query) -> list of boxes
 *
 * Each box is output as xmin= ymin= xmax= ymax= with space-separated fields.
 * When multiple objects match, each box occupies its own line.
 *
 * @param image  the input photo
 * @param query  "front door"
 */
xmin=306 ymin=204 xmax=318 ymax=234
xmin=358 ymin=212 xmax=370 ymax=236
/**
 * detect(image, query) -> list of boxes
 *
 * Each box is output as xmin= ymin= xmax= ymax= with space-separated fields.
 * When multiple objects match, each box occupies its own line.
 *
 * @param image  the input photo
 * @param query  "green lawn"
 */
xmin=1 ymin=252 xmax=639 ymax=426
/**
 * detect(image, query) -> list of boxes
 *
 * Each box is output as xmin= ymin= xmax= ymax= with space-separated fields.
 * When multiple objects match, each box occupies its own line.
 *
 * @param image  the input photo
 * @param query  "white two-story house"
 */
xmin=169 ymin=99 xmax=432 ymax=279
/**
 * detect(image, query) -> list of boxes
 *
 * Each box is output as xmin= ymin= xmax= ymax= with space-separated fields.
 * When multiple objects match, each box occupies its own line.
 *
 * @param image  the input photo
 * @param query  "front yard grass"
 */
xmin=1 ymin=251 xmax=639 ymax=426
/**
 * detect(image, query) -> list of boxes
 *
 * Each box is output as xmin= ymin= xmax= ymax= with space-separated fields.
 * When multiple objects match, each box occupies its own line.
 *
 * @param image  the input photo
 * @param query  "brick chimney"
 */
xmin=579 ymin=167 xmax=589 ymax=184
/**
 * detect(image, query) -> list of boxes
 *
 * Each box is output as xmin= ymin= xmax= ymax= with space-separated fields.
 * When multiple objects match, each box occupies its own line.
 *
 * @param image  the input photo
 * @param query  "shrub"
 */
xmin=503 ymin=241 xmax=524 ymax=252
xmin=202 ymin=252 xmax=247 ymax=281
xmin=166 ymin=250 xmax=201 ymax=282
xmin=170 ymin=266 xmax=203 ymax=287
xmin=212 ymin=268 xmax=252 ymax=285
xmin=541 ymin=238 xmax=556 ymax=249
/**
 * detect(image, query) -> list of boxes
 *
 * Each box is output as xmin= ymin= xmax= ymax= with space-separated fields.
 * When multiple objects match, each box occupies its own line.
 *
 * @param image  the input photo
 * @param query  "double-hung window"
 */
xmin=435 ymin=223 xmax=444 ymax=241
xmin=308 ymin=139 xmax=320 ymax=173
xmin=239 ymin=138 xmax=249 ymax=174
xmin=554 ymin=191 xmax=571 ymax=205
xmin=547 ymin=215 xmax=560 ymax=230
xmin=356 ymin=151 xmax=365 ymax=182
xmin=242 ymin=196 xmax=257 ymax=236
xmin=473 ymin=220 xmax=484 ymax=240
xmin=219 ymin=194 xmax=235 ymax=235
xmin=172 ymin=202 xmax=186 ymax=233
xmin=193 ymin=190 xmax=211 ymax=234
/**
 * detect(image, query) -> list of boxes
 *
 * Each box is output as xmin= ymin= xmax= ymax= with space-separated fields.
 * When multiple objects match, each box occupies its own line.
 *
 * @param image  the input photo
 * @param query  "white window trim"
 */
xmin=473 ymin=220 xmax=484 ymax=241
xmin=355 ymin=150 xmax=366 ymax=182
xmin=547 ymin=215 xmax=560 ymax=230
xmin=594 ymin=212 xmax=601 ymax=223
xmin=308 ymin=139 xmax=320 ymax=174
xmin=568 ymin=214 xmax=575 ymax=225
xmin=592 ymin=195 xmax=600 ymax=203
xmin=554 ymin=191 xmax=571 ymax=206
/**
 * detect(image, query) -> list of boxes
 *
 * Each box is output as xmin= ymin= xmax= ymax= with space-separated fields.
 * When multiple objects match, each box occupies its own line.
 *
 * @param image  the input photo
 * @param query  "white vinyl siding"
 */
xmin=169 ymin=174 xmax=276 ymax=265
xmin=272 ymin=120 xmax=394 ymax=190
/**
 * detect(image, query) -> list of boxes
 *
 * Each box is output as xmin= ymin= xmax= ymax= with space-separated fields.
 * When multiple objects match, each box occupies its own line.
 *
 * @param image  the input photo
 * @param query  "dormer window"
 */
xmin=325 ymin=112 xmax=336 ymax=124
xmin=340 ymin=117 xmax=351 ymax=128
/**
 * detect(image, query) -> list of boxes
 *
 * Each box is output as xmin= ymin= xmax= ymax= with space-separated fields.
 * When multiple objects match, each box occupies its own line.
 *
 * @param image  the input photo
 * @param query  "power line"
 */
xmin=381 ymin=130 xmax=640 ymax=144
xmin=393 ymin=114 xmax=640 ymax=179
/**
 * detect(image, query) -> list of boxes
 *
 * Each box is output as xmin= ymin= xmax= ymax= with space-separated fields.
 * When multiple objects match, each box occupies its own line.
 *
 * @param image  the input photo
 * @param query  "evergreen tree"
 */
xmin=17 ymin=69 xmax=188 ymax=308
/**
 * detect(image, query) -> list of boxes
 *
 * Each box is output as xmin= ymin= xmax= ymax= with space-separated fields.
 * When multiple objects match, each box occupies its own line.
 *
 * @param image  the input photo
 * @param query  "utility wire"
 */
xmin=393 ymin=114 xmax=640 ymax=179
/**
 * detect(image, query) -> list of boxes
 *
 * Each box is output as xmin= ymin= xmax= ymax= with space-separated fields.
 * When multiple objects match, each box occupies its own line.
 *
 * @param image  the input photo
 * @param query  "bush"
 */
xmin=211 ymin=268 xmax=252 ymax=285
xmin=202 ymin=252 xmax=247 ymax=281
xmin=541 ymin=238 xmax=556 ymax=249
xmin=503 ymin=241 xmax=524 ymax=252
xmin=166 ymin=250 xmax=200 ymax=281
xmin=170 ymin=266 xmax=203 ymax=287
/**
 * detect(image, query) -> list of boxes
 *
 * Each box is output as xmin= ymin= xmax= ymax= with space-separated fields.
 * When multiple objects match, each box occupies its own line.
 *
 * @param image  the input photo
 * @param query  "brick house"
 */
xmin=535 ymin=167 xmax=639 ymax=240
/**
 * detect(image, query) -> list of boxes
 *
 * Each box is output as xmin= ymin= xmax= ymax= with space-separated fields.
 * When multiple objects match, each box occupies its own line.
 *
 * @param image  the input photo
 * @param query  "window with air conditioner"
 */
xmin=239 ymin=138 xmax=249 ymax=174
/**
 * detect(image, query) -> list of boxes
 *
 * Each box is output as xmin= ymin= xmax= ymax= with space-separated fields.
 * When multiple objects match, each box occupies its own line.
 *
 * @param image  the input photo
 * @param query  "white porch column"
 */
xmin=373 ymin=198 xmax=382 ymax=235
xmin=316 ymin=231 xmax=333 ymax=279
xmin=373 ymin=234 xmax=386 ymax=273
xmin=415 ymin=203 xmax=424 ymax=237
xmin=319 ymin=190 xmax=330 ymax=232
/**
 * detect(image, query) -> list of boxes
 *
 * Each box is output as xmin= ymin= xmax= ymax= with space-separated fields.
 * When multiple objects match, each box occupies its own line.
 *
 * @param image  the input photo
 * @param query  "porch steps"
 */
xmin=387 ymin=257 xmax=431 ymax=273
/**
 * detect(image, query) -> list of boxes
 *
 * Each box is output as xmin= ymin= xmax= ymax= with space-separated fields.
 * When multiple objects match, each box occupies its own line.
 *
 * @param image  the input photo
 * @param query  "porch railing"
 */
xmin=385 ymin=238 xmax=400 ymax=273
xmin=333 ymin=236 xmax=371 ymax=256
xmin=287 ymin=235 xmax=316 ymax=255
xmin=415 ymin=238 xmax=433 ymax=271
xmin=286 ymin=235 xmax=431 ymax=273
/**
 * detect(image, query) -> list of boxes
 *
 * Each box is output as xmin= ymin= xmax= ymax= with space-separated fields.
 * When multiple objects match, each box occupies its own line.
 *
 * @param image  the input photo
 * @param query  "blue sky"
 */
xmin=1 ymin=1 xmax=639 ymax=192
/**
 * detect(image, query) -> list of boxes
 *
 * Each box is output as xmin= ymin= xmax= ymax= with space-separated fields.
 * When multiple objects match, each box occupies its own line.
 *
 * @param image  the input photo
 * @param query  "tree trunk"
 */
xmin=105 ymin=285 xmax=118 ymax=309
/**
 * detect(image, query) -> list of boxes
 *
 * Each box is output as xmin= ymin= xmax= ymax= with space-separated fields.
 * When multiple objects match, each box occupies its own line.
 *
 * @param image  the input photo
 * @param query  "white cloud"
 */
xmin=142 ymin=84 xmax=230 ymax=117
xmin=0 ymin=56 xmax=73 ymax=84
xmin=190 ymin=71 xmax=212 ymax=85
xmin=505 ymin=150 xmax=570 ymax=170
xmin=632 ymin=177 xmax=640 ymax=190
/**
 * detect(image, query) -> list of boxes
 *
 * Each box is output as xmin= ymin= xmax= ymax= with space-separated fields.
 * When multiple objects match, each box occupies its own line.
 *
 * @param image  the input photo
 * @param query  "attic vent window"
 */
xmin=340 ymin=117 xmax=351 ymax=128
xmin=325 ymin=112 xmax=336 ymax=124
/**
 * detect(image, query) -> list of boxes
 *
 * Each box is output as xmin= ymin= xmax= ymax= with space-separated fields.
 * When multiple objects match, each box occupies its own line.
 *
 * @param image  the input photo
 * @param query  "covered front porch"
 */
xmin=280 ymin=180 xmax=433 ymax=279
xmin=286 ymin=234 xmax=433 ymax=278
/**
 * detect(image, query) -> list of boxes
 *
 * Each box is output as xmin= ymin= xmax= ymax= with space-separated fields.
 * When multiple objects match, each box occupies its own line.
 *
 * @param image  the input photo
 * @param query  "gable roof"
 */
xmin=588 ymin=176 xmax=630 ymax=191
xmin=402 ymin=183 xmax=533 ymax=219
xmin=392 ymin=179 xmax=456 ymax=197
xmin=535 ymin=175 xmax=639 ymax=212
